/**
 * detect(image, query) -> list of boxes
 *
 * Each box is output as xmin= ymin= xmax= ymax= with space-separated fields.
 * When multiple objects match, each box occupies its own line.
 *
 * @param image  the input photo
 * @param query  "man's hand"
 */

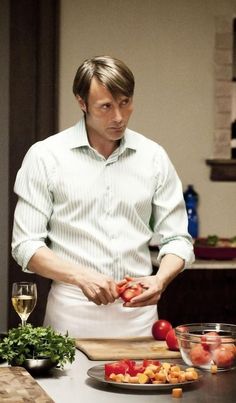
xmin=120 ymin=254 xmax=185 ymax=307
xmin=78 ymin=272 xmax=120 ymax=305
xmin=28 ymin=246 xmax=123 ymax=306
xmin=119 ymin=275 xmax=163 ymax=307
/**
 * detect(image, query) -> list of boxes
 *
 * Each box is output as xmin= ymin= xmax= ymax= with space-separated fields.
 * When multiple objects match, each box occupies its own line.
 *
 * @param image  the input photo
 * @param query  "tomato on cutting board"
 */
xmin=165 ymin=328 xmax=179 ymax=351
xmin=152 ymin=319 xmax=172 ymax=341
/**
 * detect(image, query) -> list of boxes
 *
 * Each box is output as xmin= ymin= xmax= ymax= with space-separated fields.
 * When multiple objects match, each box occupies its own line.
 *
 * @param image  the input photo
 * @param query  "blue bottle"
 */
xmin=184 ymin=185 xmax=199 ymax=239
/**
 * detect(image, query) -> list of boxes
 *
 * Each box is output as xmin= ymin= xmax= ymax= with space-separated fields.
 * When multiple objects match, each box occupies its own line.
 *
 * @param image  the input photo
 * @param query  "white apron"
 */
xmin=43 ymin=282 xmax=158 ymax=338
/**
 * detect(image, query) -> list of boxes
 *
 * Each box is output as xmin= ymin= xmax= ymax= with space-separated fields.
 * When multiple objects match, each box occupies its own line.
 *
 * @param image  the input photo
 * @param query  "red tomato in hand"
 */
xmin=166 ymin=328 xmax=179 ymax=351
xmin=212 ymin=345 xmax=235 ymax=368
xmin=189 ymin=344 xmax=212 ymax=366
xmin=118 ymin=283 xmax=143 ymax=303
xmin=152 ymin=319 xmax=172 ymax=341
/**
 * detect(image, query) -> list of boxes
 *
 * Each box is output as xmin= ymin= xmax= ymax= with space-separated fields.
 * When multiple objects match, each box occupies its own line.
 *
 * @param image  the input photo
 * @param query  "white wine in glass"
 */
xmin=11 ymin=282 xmax=37 ymax=326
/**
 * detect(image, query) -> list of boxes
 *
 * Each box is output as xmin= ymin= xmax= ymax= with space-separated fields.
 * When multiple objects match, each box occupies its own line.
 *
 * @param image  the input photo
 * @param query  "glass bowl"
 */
xmin=175 ymin=323 xmax=236 ymax=371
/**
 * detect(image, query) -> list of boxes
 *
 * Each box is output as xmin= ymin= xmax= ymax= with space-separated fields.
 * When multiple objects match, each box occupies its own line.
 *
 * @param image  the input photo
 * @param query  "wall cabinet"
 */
xmin=157 ymin=268 xmax=236 ymax=326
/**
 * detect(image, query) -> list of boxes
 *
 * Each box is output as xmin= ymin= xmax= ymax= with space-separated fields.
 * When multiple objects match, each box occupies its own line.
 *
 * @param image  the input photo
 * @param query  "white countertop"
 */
xmin=28 ymin=350 xmax=236 ymax=402
xmin=33 ymin=351 xmax=188 ymax=403
xmin=1 ymin=349 xmax=236 ymax=402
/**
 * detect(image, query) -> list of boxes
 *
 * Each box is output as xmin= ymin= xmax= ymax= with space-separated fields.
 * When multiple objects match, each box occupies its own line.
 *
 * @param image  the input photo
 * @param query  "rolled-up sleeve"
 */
xmin=12 ymin=143 xmax=54 ymax=271
xmin=152 ymin=149 xmax=195 ymax=269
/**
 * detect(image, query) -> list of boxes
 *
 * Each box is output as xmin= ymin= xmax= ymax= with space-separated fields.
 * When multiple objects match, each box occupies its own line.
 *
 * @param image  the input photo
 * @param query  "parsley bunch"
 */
xmin=0 ymin=324 xmax=75 ymax=368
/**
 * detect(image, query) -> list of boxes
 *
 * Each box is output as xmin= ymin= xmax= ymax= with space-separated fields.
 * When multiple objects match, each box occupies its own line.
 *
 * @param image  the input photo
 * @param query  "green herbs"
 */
xmin=230 ymin=236 xmax=236 ymax=245
xmin=206 ymin=235 xmax=236 ymax=247
xmin=206 ymin=235 xmax=219 ymax=246
xmin=0 ymin=324 xmax=75 ymax=368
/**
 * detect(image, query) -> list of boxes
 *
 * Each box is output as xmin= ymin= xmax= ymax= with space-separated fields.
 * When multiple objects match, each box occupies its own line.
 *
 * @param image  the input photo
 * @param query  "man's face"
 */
xmin=77 ymin=77 xmax=133 ymax=146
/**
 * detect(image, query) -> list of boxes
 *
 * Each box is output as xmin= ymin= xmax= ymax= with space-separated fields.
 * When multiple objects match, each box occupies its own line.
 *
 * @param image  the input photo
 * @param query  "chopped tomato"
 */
xmin=128 ymin=362 xmax=145 ymax=376
xmin=143 ymin=359 xmax=160 ymax=367
xmin=104 ymin=359 xmax=146 ymax=378
xmin=104 ymin=361 xmax=129 ymax=378
xmin=119 ymin=359 xmax=136 ymax=372
xmin=122 ymin=359 xmax=136 ymax=367
xmin=120 ymin=359 xmax=145 ymax=375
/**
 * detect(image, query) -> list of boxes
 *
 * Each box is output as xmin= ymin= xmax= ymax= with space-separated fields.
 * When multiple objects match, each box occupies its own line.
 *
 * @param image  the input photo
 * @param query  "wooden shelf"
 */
xmin=206 ymin=159 xmax=236 ymax=181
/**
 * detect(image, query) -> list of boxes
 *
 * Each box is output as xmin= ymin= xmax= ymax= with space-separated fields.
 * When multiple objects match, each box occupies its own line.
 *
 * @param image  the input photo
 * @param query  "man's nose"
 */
xmin=113 ymin=106 xmax=122 ymax=122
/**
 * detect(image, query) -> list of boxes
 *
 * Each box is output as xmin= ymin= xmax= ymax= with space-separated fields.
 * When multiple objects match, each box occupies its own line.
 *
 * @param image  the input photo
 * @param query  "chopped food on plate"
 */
xmin=104 ymin=359 xmax=199 ymax=385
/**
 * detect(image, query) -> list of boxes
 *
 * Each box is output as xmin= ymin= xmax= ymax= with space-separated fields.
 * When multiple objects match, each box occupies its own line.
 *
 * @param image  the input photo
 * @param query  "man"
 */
xmin=12 ymin=56 xmax=194 ymax=337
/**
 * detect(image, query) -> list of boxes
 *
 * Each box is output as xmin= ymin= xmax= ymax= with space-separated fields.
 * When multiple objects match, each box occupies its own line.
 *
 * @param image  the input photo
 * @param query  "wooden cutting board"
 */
xmin=75 ymin=337 xmax=181 ymax=360
xmin=0 ymin=367 xmax=54 ymax=402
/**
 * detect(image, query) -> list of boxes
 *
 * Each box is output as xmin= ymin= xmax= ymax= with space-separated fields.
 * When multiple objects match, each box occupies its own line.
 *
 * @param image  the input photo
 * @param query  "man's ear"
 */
xmin=76 ymin=95 xmax=87 ymax=113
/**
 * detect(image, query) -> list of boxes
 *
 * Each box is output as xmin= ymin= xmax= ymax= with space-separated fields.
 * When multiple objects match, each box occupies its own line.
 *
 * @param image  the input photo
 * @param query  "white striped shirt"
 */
xmin=12 ymin=117 xmax=194 ymax=280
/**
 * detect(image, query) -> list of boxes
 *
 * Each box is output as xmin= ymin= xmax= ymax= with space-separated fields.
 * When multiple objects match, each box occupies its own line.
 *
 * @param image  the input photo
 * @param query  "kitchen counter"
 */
xmin=1 ymin=350 xmax=235 ymax=403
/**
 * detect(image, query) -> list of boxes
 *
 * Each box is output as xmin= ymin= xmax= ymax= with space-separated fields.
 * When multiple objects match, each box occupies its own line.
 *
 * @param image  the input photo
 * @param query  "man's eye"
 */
xmin=101 ymin=103 xmax=111 ymax=110
xmin=121 ymin=98 xmax=130 ymax=106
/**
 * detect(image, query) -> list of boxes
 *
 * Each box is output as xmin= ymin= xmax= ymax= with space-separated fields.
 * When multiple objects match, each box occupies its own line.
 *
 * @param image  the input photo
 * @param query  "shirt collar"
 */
xmin=69 ymin=117 xmax=138 ymax=152
xmin=120 ymin=129 xmax=137 ymax=152
xmin=69 ymin=118 xmax=90 ymax=149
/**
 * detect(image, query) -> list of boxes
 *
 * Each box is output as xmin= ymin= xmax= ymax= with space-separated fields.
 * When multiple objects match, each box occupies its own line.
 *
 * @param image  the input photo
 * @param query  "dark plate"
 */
xmin=194 ymin=238 xmax=236 ymax=260
xmin=87 ymin=363 xmax=203 ymax=390
xmin=19 ymin=358 xmax=57 ymax=375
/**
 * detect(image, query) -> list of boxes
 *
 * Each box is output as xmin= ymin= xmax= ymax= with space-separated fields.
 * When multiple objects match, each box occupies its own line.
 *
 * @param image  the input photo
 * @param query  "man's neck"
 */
xmin=89 ymin=135 xmax=120 ymax=159
xmin=86 ymin=126 xmax=121 ymax=159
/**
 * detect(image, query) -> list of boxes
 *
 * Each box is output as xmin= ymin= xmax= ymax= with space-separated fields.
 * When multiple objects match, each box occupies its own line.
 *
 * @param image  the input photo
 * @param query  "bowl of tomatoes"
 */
xmin=175 ymin=323 xmax=236 ymax=371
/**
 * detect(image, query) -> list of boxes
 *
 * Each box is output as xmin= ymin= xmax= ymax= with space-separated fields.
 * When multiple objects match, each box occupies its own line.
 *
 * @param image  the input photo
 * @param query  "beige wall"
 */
xmin=59 ymin=0 xmax=236 ymax=237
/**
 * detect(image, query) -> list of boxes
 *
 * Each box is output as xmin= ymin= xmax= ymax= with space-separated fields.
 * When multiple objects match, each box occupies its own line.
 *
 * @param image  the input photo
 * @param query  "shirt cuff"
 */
xmin=12 ymin=241 xmax=46 ymax=272
xmin=157 ymin=239 xmax=195 ymax=269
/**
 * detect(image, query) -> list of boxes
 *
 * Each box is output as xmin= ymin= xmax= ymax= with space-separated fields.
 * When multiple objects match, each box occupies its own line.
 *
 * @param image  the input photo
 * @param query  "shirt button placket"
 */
xmin=105 ymin=166 xmax=116 ymax=241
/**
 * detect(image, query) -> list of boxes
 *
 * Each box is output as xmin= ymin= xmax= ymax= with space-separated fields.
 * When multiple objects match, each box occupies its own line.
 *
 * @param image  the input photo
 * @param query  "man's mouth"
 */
xmin=109 ymin=126 xmax=124 ymax=131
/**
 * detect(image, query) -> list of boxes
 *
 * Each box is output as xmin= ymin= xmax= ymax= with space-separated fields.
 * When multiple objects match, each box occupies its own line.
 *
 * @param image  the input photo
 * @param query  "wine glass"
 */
xmin=11 ymin=282 xmax=37 ymax=326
